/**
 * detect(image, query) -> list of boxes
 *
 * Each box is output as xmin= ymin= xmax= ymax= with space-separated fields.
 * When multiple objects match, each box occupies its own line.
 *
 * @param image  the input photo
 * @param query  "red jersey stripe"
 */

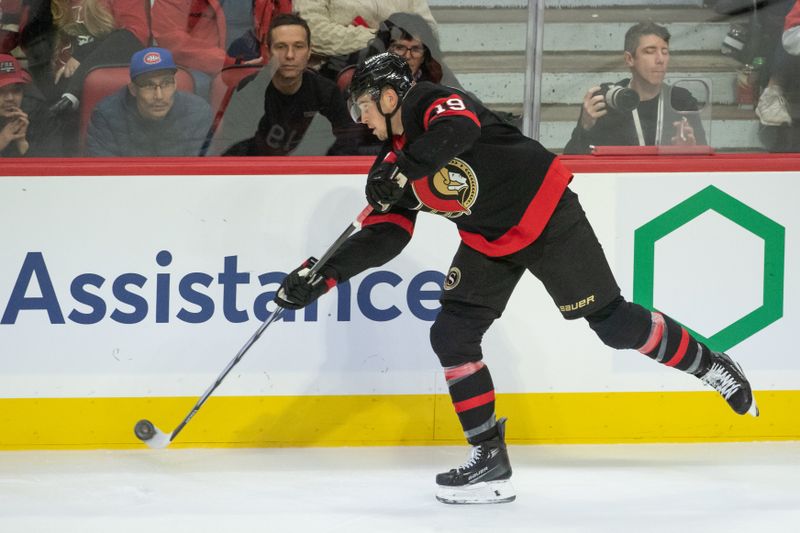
xmin=444 ymin=361 xmax=485 ymax=381
xmin=639 ymin=312 xmax=665 ymax=354
xmin=423 ymin=95 xmax=481 ymax=130
xmin=411 ymin=179 xmax=469 ymax=214
xmin=392 ymin=135 xmax=407 ymax=151
xmin=665 ymin=327 xmax=690 ymax=367
xmin=362 ymin=213 xmax=415 ymax=236
xmin=458 ymin=157 xmax=573 ymax=257
xmin=428 ymin=109 xmax=481 ymax=129
xmin=453 ymin=390 xmax=495 ymax=413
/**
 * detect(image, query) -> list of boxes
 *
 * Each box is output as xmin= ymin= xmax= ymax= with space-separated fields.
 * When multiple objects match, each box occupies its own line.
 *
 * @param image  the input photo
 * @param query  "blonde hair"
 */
xmin=52 ymin=0 xmax=116 ymax=39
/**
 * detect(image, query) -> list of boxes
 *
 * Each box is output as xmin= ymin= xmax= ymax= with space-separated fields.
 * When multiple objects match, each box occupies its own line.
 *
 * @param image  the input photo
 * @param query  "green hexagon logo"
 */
xmin=633 ymin=185 xmax=785 ymax=351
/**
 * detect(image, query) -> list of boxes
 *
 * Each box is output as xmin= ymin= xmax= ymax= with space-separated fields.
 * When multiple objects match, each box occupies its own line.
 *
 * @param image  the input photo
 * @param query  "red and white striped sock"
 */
xmin=444 ymin=361 xmax=497 ymax=444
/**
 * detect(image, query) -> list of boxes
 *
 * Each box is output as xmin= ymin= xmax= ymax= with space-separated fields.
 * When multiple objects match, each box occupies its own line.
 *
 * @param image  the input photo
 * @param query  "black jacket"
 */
xmin=223 ymin=70 xmax=362 ymax=156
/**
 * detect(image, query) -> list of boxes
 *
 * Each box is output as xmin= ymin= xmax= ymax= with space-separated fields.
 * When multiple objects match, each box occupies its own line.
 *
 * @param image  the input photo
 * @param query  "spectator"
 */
xmin=783 ymin=0 xmax=800 ymax=54
xmin=0 ymin=52 xmax=59 ymax=156
xmin=759 ymin=0 xmax=800 ymax=150
xmin=47 ymin=0 xmax=148 ymax=114
xmin=756 ymin=56 xmax=794 ymax=128
xmin=86 ymin=47 xmax=212 ymax=156
xmin=332 ymin=13 xmax=461 ymax=156
xmin=151 ymin=0 xmax=226 ymax=77
xmin=369 ymin=12 xmax=459 ymax=87
xmin=1 ymin=52 xmax=33 ymax=155
xmin=714 ymin=0 xmax=794 ymax=127
xmin=18 ymin=0 xmax=58 ymax=103
xmin=754 ymin=0 xmax=800 ymax=127
xmin=1 ymin=0 xmax=23 ymax=54
xmin=152 ymin=0 xmax=265 ymax=99
xmin=294 ymin=0 xmax=438 ymax=79
xmin=221 ymin=13 xmax=360 ymax=156
xmin=564 ymin=21 xmax=707 ymax=155
xmin=227 ymin=0 xmax=293 ymax=64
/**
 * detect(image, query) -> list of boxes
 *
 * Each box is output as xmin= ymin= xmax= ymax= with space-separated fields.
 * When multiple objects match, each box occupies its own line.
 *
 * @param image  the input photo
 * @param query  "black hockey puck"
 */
xmin=134 ymin=419 xmax=156 ymax=441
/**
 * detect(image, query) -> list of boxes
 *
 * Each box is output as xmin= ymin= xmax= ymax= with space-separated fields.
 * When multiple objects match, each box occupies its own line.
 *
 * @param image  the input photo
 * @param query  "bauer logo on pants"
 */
xmin=444 ymin=267 xmax=461 ymax=290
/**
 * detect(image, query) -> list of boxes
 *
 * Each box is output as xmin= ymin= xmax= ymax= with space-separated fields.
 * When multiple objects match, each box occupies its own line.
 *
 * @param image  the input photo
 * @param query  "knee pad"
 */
xmin=429 ymin=302 xmax=498 ymax=367
xmin=586 ymin=298 xmax=651 ymax=350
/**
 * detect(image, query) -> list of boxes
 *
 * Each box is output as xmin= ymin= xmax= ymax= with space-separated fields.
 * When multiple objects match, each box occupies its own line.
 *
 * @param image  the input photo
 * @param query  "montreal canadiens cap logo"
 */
xmin=144 ymin=52 xmax=162 ymax=65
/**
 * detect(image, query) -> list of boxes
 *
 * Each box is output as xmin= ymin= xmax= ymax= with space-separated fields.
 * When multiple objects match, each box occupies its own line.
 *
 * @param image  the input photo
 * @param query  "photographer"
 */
xmin=564 ymin=22 xmax=707 ymax=154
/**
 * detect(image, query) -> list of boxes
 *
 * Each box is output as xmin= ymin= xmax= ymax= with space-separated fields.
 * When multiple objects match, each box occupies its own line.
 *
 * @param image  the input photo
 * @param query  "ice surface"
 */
xmin=1 ymin=442 xmax=798 ymax=533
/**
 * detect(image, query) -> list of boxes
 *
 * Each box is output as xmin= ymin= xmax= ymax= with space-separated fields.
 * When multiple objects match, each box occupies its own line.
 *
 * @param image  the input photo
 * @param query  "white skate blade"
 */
xmin=748 ymin=398 xmax=760 ymax=417
xmin=436 ymin=479 xmax=516 ymax=505
xmin=143 ymin=426 xmax=172 ymax=449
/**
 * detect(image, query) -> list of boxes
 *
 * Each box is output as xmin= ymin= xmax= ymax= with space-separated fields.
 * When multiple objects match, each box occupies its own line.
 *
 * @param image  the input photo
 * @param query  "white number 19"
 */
xmin=434 ymin=98 xmax=466 ymax=114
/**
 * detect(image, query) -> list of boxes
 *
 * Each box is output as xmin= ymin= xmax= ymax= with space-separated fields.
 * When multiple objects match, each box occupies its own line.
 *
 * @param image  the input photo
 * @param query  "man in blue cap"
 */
xmin=87 ymin=47 xmax=212 ymax=156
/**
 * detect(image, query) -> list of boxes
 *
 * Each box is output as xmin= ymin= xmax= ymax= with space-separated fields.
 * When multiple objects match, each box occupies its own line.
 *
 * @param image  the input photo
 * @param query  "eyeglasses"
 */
xmin=135 ymin=77 xmax=176 ymax=92
xmin=389 ymin=43 xmax=425 ymax=56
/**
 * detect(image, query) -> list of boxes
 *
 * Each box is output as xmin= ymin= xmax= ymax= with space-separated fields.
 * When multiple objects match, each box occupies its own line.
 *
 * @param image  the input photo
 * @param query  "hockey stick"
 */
xmin=134 ymin=204 xmax=375 ymax=448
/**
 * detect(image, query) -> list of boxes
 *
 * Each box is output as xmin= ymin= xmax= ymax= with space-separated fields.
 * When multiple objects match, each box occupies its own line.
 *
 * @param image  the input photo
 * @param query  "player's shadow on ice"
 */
xmin=237 ymin=271 xmax=439 ymax=447
xmin=235 ymin=191 xmax=441 ymax=447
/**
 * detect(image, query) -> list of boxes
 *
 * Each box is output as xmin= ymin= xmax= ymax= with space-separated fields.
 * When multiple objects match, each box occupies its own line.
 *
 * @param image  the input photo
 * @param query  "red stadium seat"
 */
xmin=336 ymin=65 xmax=356 ymax=94
xmin=79 ymin=65 xmax=194 ymax=154
xmin=205 ymin=64 xmax=264 ymax=154
xmin=210 ymin=64 xmax=263 ymax=115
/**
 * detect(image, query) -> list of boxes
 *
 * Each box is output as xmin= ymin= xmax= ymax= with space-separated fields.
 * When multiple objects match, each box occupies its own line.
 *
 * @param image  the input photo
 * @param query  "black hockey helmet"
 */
xmin=347 ymin=52 xmax=413 ymax=122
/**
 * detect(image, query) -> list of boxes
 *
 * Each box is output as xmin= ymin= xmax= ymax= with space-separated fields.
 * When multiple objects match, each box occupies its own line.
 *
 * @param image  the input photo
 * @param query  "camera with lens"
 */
xmin=594 ymin=83 xmax=640 ymax=113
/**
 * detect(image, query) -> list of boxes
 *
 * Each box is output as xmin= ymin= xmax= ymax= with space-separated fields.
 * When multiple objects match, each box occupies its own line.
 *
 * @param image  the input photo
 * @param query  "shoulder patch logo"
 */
xmin=411 ymin=158 xmax=478 ymax=219
xmin=443 ymin=267 xmax=461 ymax=290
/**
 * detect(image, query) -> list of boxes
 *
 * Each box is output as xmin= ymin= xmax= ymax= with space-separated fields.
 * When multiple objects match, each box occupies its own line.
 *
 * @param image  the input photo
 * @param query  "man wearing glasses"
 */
xmin=380 ymin=14 xmax=444 ymax=85
xmin=86 ymin=47 xmax=212 ymax=156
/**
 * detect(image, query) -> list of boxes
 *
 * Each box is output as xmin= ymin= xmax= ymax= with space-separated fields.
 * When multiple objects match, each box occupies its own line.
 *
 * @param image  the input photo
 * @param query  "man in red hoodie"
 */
xmin=152 ymin=0 xmax=228 ymax=78
xmin=153 ymin=0 xmax=236 ymax=101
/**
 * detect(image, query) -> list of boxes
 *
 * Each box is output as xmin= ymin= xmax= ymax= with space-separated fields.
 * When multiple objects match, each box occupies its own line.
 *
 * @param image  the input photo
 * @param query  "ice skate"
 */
xmin=699 ymin=352 xmax=759 ymax=417
xmin=435 ymin=417 xmax=516 ymax=504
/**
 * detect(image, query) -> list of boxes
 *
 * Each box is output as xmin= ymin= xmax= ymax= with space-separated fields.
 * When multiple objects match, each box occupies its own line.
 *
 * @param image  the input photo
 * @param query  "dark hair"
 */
xmin=624 ymin=22 xmax=670 ymax=56
xmin=267 ymin=13 xmax=311 ymax=47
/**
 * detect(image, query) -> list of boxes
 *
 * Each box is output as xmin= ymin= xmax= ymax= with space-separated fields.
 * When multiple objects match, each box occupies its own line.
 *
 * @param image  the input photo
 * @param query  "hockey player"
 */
xmin=274 ymin=53 xmax=759 ymax=505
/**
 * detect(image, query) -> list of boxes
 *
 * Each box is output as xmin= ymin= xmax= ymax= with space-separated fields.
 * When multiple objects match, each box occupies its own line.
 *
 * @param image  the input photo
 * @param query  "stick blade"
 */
xmin=134 ymin=419 xmax=172 ymax=449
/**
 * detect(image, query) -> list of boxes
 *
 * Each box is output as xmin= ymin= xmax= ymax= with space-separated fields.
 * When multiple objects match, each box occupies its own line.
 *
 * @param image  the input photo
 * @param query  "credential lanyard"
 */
xmin=631 ymin=86 xmax=665 ymax=146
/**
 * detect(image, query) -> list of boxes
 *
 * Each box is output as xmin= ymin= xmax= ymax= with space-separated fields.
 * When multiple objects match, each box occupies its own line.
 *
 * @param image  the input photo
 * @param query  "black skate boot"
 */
xmin=435 ymin=417 xmax=516 ymax=504
xmin=699 ymin=352 xmax=759 ymax=417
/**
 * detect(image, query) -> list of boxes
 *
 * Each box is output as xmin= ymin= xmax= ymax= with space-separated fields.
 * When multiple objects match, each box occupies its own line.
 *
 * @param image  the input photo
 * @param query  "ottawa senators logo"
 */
xmin=411 ymin=158 xmax=478 ymax=219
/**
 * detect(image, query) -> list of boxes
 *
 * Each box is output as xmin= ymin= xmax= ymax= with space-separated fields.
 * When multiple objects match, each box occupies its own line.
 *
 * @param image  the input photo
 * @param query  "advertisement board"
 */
xmin=1 ymin=157 xmax=797 ymax=447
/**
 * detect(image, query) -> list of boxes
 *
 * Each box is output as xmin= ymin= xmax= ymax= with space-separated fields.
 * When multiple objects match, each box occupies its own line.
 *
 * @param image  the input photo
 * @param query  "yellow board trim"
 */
xmin=1 ymin=391 xmax=798 ymax=450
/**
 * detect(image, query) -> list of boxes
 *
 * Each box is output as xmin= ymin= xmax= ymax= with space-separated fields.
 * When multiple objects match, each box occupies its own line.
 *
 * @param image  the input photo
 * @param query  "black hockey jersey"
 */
xmin=325 ymin=82 xmax=572 ymax=282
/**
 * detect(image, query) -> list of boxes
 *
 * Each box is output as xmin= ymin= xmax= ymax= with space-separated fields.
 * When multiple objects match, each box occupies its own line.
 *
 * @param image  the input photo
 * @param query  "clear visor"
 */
xmin=348 ymin=87 xmax=381 ymax=123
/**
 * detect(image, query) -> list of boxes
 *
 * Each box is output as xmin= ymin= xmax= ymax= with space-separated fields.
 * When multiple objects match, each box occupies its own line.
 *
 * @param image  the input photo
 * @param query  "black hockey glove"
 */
xmin=274 ymin=257 xmax=336 ymax=310
xmin=365 ymin=162 xmax=407 ymax=212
